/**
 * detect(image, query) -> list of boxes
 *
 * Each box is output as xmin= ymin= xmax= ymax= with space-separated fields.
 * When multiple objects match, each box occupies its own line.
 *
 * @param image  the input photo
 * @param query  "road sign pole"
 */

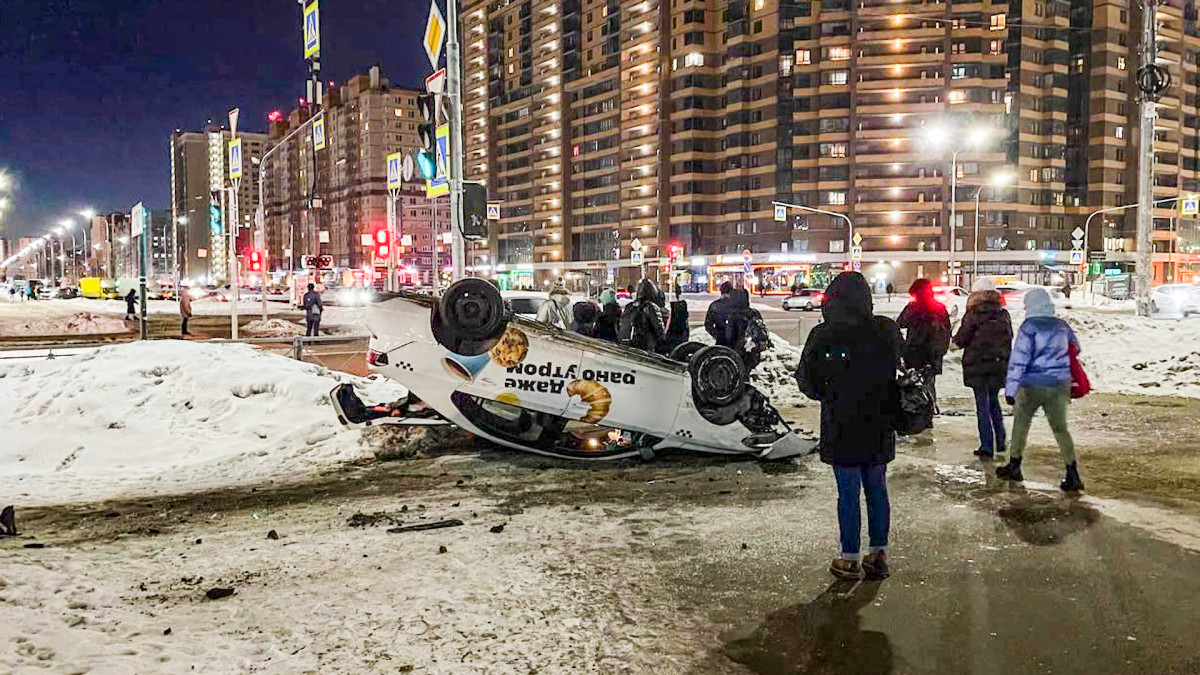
xmin=387 ymin=188 xmax=399 ymax=292
xmin=133 ymin=203 xmax=149 ymax=341
xmin=229 ymin=180 xmax=240 ymax=339
xmin=445 ymin=0 xmax=466 ymax=283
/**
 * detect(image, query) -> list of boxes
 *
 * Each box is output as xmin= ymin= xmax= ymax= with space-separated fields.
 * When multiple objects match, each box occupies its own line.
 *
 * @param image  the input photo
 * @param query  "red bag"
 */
xmin=1068 ymin=341 xmax=1090 ymax=399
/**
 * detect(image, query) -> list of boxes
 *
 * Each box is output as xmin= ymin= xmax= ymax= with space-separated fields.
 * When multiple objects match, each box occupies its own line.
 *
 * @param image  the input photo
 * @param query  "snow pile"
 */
xmin=1065 ymin=312 xmax=1200 ymax=398
xmin=686 ymin=327 xmax=806 ymax=406
xmin=243 ymin=318 xmax=306 ymax=337
xmin=0 ymin=341 xmax=406 ymax=505
xmin=0 ymin=311 xmax=131 ymax=337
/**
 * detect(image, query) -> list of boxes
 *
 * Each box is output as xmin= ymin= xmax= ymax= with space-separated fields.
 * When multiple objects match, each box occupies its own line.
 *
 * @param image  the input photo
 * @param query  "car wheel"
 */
xmin=668 ymin=341 xmax=706 ymax=364
xmin=690 ymin=346 xmax=747 ymax=408
xmin=1150 ymin=300 xmax=1159 ymax=314
xmin=805 ymin=302 xmax=813 ymax=311
xmin=438 ymin=279 xmax=507 ymax=342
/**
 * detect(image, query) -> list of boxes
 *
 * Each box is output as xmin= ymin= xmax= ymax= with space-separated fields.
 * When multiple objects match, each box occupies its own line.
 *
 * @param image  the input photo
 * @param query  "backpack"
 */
xmin=727 ymin=309 xmax=772 ymax=356
xmin=618 ymin=302 xmax=647 ymax=346
xmin=894 ymin=368 xmax=934 ymax=436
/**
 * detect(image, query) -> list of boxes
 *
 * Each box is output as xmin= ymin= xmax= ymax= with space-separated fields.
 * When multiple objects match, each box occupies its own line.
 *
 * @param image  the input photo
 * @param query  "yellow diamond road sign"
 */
xmin=423 ymin=1 xmax=446 ymax=70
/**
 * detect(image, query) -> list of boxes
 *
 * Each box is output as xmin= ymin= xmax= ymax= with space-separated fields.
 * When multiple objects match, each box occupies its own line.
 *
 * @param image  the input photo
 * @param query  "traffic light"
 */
xmin=667 ymin=242 xmax=685 ymax=262
xmin=373 ymin=228 xmax=391 ymax=262
xmin=248 ymin=249 xmax=263 ymax=273
xmin=416 ymin=93 xmax=437 ymax=180
xmin=462 ymin=181 xmax=488 ymax=239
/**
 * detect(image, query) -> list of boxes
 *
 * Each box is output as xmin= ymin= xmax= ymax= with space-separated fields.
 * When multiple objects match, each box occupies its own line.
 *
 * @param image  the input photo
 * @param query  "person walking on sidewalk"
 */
xmin=996 ymin=287 xmax=1084 ymax=492
xmin=179 ymin=290 xmax=193 ymax=336
xmin=897 ymin=278 xmax=951 ymax=407
xmin=797 ymin=272 xmax=902 ymax=581
xmin=124 ymin=289 xmax=138 ymax=321
xmin=953 ymin=278 xmax=1012 ymax=458
xmin=302 ymin=283 xmax=323 ymax=337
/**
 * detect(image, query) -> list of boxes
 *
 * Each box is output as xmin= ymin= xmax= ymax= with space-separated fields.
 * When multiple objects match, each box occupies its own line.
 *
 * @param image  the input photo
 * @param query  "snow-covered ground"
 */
xmin=0 ymin=311 xmax=131 ymax=337
xmin=0 ymin=341 xmax=405 ymax=506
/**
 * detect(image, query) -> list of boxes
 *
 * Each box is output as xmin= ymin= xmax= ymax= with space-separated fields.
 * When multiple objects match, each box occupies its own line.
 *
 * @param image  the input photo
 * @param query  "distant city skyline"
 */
xmin=0 ymin=0 xmax=434 ymax=237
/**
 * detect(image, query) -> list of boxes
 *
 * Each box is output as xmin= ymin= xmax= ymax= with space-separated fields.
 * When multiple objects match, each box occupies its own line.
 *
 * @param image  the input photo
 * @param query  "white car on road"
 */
xmin=781 ymin=288 xmax=825 ymax=312
xmin=1150 ymin=284 xmax=1200 ymax=317
xmin=501 ymin=290 xmax=549 ymax=318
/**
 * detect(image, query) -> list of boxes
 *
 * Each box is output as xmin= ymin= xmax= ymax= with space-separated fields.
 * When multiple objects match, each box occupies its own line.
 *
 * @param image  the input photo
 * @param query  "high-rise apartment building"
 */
xmin=170 ymin=126 xmax=270 ymax=284
xmin=262 ymin=67 xmax=450 ymax=287
xmin=460 ymin=0 xmax=1200 ymax=290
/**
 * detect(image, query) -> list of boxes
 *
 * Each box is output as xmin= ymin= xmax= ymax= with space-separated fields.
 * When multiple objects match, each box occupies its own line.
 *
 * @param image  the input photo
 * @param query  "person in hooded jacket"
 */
xmin=953 ymin=278 xmax=1012 ymax=458
xmin=662 ymin=296 xmax=690 ymax=355
xmin=704 ymin=281 xmax=737 ymax=346
xmin=124 ymin=289 xmax=138 ymax=321
xmin=619 ymin=278 xmax=665 ymax=352
xmin=797 ymin=272 xmax=902 ymax=581
xmin=897 ymin=278 xmax=951 ymax=405
xmin=536 ymin=285 xmax=573 ymax=329
xmin=996 ymin=287 xmax=1084 ymax=492
xmin=593 ymin=288 xmax=622 ymax=342
xmin=724 ymin=288 xmax=770 ymax=371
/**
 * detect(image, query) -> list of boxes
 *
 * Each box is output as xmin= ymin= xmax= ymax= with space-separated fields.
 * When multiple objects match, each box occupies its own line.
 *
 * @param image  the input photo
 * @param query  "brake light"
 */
xmin=366 ymin=350 xmax=388 ymax=366
xmin=816 ymin=293 xmax=826 ymax=302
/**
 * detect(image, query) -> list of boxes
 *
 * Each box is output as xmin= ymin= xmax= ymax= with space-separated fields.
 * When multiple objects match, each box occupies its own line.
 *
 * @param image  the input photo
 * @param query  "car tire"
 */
xmin=805 ymin=302 xmax=813 ymax=311
xmin=438 ymin=279 xmax=507 ymax=342
xmin=690 ymin=346 xmax=747 ymax=408
xmin=1150 ymin=300 xmax=1159 ymax=314
xmin=668 ymin=341 xmax=706 ymax=364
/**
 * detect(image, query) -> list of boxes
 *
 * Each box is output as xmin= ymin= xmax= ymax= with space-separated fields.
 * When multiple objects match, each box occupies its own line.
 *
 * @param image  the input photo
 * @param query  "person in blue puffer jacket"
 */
xmin=995 ymin=287 xmax=1084 ymax=492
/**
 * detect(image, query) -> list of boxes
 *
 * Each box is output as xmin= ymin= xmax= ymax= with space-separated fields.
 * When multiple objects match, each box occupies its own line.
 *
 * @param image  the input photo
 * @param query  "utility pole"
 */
xmin=445 ymin=0 xmax=466 ymax=281
xmin=1135 ymin=0 xmax=1160 ymax=316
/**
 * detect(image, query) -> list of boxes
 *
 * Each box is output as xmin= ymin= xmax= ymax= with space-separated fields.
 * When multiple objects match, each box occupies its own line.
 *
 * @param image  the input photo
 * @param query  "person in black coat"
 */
xmin=953 ymin=279 xmax=1013 ymax=458
xmin=797 ymin=272 xmax=901 ymax=581
xmin=124 ymin=289 xmax=138 ymax=321
xmin=619 ymin=279 xmax=665 ymax=352
xmin=897 ymin=278 xmax=951 ymax=405
xmin=593 ymin=288 xmax=622 ymax=342
xmin=661 ymin=298 xmax=690 ymax=354
xmin=704 ymin=281 xmax=737 ymax=346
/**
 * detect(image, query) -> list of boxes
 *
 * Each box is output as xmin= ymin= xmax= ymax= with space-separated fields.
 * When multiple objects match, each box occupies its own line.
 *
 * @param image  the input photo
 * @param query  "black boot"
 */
xmin=0 ymin=505 xmax=15 ymax=536
xmin=995 ymin=457 xmax=1023 ymax=482
xmin=1060 ymin=462 xmax=1084 ymax=493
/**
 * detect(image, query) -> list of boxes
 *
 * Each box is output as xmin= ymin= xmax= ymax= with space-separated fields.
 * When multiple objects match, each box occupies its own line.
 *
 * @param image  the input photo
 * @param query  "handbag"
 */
xmin=1068 ymin=341 xmax=1090 ymax=399
xmin=894 ymin=368 xmax=934 ymax=436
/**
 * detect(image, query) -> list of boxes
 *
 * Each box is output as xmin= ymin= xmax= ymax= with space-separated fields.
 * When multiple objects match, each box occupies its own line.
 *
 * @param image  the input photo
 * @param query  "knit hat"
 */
xmin=599 ymin=288 xmax=617 ymax=305
xmin=971 ymin=278 xmax=996 ymax=292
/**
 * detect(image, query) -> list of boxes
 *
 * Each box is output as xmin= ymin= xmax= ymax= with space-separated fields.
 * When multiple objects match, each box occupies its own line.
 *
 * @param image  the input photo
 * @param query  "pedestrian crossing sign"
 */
xmin=1182 ymin=195 xmax=1199 ymax=216
xmin=425 ymin=123 xmax=450 ymax=198
xmin=312 ymin=114 xmax=326 ymax=151
xmin=228 ymin=138 xmax=242 ymax=181
xmin=303 ymin=1 xmax=320 ymax=59
xmin=773 ymin=204 xmax=786 ymax=222
xmin=1069 ymin=250 xmax=1084 ymax=265
xmin=386 ymin=152 xmax=403 ymax=190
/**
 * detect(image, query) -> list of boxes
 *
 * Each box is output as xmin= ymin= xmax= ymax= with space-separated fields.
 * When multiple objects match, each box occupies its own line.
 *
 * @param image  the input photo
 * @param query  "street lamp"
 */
xmin=925 ymin=123 xmax=998 ymax=284
xmin=59 ymin=218 xmax=78 ymax=281
xmin=971 ymin=171 xmax=1015 ymax=279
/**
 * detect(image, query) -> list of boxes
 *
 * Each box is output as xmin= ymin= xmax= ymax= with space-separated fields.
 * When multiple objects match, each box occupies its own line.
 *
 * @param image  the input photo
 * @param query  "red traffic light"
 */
xmin=248 ymin=249 xmax=263 ymax=273
xmin=373 ymin=229 xmax=391 ymax=261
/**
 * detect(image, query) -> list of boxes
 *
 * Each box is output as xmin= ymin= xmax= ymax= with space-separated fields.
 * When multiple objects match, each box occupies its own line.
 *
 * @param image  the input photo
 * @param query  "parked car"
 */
xmin=501 ymin=290 xmax=549 ymax=318
xmin=997 ymin=284 xmax=1072 ymax=311
xmin=1150 ymin=284 xmax=1200 ymax=317
xmin=330 ymin=280 xmax=814 ymax=461
xmin=335 ymin=286 xmax=376 ymax=307
xmin=781 ymin=288 xmax=825 ymax=311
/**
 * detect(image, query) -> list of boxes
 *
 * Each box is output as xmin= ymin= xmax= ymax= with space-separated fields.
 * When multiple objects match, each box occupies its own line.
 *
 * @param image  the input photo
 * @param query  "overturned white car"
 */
xmin=332 ymin=279 xmax=814 ymax=461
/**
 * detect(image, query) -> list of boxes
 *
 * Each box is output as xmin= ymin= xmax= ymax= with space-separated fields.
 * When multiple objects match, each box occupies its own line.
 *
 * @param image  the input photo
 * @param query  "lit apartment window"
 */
xmin=1115 ymin=125 xmax=1125 ymax=139
xmin=952 ymin=65 xmax=966 ymax=79
xmin=990 ymin=14 xmax=1006 ymax=30
xmin=508 ymin=47 xmax=514 ymax=57
xmin=825 ymin=191 xmax=846 ymax=205
xmin=829 ymin=70 xmax=848 ymax=85
xmin=1118 ymin=56 xmax=1126 ymax=70
xmin=601 ymin=5 xmax=608 ymax=17
xmin=948 ymin=90 xmax=966 ymax=104
xmin=989 ymin=39 xmax=1003 ymax=54
xmin=797 ymin=49 xmax=812 ymax=65
xmin=779 ymin=53 xmax=794 ymax=76
xmin=508 ymin=63 xmax=515 ymax=74
xmin=684 ymin=51 xmax=704 ymax=67
xmin=393 ymin=108 xmax=404 ymax=117
xmin=821 ymin=142 xmax=848 ymax=158
xmin=754 ymin=0 xmax=766 ymax=9
xmin=829 ymin=46 xmax=851 ymax=61
xmin=1029 ymin=169 xmax=1039 ymax=183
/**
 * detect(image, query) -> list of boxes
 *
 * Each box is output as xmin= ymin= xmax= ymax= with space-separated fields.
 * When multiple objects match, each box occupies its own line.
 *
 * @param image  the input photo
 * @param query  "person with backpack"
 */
xmin=996 ymin=288 xmax=1084 ymax=492
xmin=704 ymin=281 xmax=737 ymax=346
xmin=953 ymin=278 xmax=1012 ymax=459
xmin=796 ymin=272 xmax=902 ymax=581
xmin=897 ymin=278 xmax=951 ymax=406
xmin=725 ymin=288 xmax=772 ymax=371
xmin=536 ymin=285 xmax=573 ymax=329
xmin=302 ymin=283 xmax=323 ymax=336
xmin=593 ymin=288 xmax=622 ymax=342
xmin=619 ymin=279 xmax=665 ymax=352
xmin=570 ymin=298 xmax=600 ymax=337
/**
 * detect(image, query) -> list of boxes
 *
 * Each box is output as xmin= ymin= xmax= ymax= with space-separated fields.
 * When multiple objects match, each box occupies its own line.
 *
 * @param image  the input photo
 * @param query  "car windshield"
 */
xmin=508 ymin=298 xmax=545 ymax=314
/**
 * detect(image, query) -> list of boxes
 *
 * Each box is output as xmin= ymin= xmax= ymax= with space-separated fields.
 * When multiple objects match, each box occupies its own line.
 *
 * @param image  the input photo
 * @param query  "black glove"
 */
xmin=1005 ymin=395 xmax=1015 ymax=406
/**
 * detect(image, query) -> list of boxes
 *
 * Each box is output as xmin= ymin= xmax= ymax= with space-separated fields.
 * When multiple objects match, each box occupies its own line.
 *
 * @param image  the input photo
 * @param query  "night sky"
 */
xmin=0 ymin=0 xmax=434 ymax=238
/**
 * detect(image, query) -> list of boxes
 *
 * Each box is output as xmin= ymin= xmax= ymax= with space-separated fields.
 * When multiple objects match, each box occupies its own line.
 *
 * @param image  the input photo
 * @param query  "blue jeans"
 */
xmin=832 ymin=464 xmax=890 ymax=560
xmin=972 ymin=387 xmax=1006 ymax=454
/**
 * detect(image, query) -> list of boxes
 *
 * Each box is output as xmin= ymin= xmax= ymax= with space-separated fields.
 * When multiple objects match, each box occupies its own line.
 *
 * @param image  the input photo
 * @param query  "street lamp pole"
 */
xmin=771 ymin=200 xmax=855 ymax=265
xmin=950 ymin=148 xmax=959 ymax=284
xmin=1082 ymin=196 xmax=1183 ymax=301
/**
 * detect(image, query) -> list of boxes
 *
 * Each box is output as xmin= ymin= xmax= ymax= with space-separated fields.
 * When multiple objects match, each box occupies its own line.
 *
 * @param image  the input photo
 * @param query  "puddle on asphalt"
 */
xmin=724 ymin=580 xmax=893 ymax=675
xmin=997 ymin=494 xmax=1101 ymax=545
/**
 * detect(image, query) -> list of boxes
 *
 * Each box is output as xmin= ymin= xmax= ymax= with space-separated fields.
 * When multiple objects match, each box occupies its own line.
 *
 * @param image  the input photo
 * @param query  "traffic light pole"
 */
xmin=445 ymin=0 xmax=466 ymax=282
